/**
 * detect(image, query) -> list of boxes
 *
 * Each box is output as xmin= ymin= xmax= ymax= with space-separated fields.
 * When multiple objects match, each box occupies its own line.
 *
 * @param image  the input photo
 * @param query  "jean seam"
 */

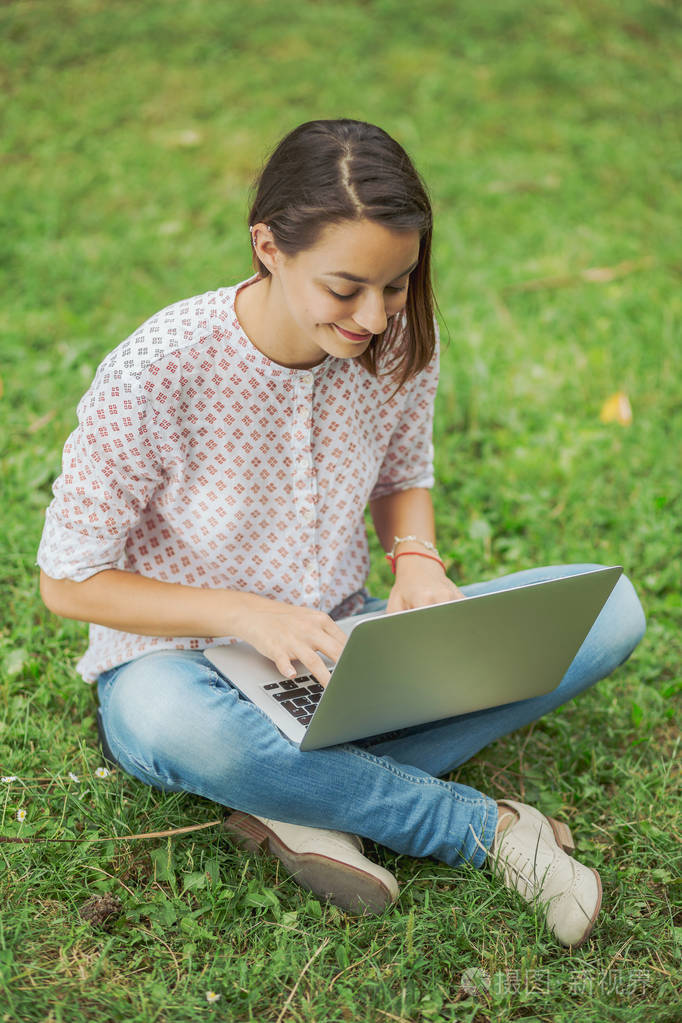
xmin=464 ymin=804 xmax=493 ymax=866
xmin=118 ymin=744 xmax=170 ymax=786
xmin=339 ymin=743 xmax=488 ymax=808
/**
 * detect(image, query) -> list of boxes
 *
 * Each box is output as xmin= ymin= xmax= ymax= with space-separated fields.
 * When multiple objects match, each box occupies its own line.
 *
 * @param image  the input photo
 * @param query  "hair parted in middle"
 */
xmin=247 ymin=119 xmax=437 ymax=390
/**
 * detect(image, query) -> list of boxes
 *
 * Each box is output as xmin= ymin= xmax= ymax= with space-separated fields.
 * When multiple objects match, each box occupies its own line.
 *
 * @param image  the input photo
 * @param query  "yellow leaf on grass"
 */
xmin=600 ymin=391 xmax=633 ymax=426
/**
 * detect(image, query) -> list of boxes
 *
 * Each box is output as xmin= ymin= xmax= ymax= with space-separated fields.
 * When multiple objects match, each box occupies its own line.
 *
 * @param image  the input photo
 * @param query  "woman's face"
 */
xmin=255 ymin=218 xmax=421 ymax=368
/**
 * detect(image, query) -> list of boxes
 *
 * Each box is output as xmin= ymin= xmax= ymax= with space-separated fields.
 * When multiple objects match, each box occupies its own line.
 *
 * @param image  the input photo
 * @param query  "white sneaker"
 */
xmin=490 ymin=800 xmax=602 ymax=948
xmin=223 ymin=811 xmax=399 ymax=915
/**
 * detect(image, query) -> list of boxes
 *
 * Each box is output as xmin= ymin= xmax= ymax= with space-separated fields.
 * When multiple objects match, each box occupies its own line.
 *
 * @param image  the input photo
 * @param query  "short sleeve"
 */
xmin=369 ymin=329 xmax=440 ymax=501
xmin=36 ymin=359 xmax=164 ymax=582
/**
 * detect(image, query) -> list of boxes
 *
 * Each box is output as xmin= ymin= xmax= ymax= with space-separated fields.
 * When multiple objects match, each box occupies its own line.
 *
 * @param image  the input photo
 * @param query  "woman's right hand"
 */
xmin=232 ymin=594 xmax=348 ymax=687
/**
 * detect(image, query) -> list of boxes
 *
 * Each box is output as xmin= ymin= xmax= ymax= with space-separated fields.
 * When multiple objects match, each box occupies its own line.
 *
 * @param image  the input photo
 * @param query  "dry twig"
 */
xmin=276 ymin=936 xmax=330 ymax=1023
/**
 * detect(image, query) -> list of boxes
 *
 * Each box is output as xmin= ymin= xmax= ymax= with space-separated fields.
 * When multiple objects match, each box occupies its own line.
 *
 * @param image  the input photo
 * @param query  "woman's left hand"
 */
xmin=386 ymin=555 xmax=465 ymax=614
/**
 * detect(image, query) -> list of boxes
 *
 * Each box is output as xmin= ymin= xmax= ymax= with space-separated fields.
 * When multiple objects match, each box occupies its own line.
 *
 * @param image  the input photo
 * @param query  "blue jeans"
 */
xmin=96 ymin=565 xmax=645 ymax=869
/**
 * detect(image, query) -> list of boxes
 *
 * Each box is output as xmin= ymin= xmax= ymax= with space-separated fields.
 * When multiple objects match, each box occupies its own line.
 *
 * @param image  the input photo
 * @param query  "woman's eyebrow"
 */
xmin=324 ymin=260 xmax=419 ymax=284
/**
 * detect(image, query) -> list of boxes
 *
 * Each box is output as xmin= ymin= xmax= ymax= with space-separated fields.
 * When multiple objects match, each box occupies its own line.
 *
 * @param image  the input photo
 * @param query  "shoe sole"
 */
xmin=223 ymin=812 xmax=396 ymax=916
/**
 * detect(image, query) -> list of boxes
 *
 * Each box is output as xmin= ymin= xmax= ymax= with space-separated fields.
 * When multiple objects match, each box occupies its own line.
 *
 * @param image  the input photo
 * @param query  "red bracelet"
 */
xmin=385 ymin=551 xmax=446 ymax=575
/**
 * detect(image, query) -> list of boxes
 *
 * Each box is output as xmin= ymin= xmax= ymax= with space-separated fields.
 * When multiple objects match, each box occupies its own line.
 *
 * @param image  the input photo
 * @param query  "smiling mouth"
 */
xmin=332 ymin=324 xmax=372 ymax=342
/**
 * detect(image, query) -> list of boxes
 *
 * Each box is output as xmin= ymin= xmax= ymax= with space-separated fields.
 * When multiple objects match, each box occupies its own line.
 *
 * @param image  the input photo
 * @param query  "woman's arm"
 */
xmin=370 ymin=485 xmax=438 ymax=555
xmin=40 ymin=568 xmax=246 ymax=638
xmin=39 ymin=569 xmax=346 ymax=686
xmin=369 ymin=487 xmax=464 ymax=612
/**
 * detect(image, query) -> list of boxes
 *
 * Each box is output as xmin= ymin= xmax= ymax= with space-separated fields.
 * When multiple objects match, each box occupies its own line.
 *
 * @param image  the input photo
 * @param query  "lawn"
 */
xmin=1 ymin=1 xmax=680 ymax=1021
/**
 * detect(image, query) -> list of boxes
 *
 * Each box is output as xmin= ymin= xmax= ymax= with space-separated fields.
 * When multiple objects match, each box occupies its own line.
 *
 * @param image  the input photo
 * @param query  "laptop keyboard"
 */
xmin=261 ymin=675 xmax=324 ymax=726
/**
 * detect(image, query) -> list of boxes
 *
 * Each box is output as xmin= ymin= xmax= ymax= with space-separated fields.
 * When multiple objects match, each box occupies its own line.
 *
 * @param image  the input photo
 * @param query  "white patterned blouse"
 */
xmin=37 ymin=279 xmax=439 ymax=681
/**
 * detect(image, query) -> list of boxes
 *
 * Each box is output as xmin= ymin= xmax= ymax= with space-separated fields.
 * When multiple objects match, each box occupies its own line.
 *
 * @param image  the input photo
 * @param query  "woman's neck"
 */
xmin=234 ymin=275 xmax=325 ymax=370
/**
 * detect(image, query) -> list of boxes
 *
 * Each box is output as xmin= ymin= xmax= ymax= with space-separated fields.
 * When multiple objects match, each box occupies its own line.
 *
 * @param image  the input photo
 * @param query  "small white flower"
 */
xmin=2 ymin=776 xmax=18 ymax=783
xmin=69 ymin=772 xmax=80 ymax=782
xmin=95 ymin=767 xmax=110 ymax=779
xmin=205 ymin=991 xmax=221 ymax=1004
xmin=16 ymin=809 xmax=27 ymax=823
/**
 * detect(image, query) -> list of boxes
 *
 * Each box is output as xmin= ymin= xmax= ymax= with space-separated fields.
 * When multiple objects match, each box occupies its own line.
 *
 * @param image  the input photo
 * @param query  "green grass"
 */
xmin=1 ymin=0 xmax=681 ymax=1020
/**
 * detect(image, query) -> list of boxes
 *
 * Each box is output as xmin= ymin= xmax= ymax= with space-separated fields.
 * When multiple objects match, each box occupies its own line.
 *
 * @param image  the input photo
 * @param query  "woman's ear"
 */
xmin=250 ymin=223 xmax=280 ymax=274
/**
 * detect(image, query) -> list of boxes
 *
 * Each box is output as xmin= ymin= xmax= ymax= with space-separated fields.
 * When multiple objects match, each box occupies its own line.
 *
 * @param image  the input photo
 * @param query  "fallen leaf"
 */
xmin=600 ymin=391 xmax=633 ymax=426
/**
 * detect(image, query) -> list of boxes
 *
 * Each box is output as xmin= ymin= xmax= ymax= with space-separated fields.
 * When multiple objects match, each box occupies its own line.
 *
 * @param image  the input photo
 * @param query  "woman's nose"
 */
xmin=354 ymin=291 xmax=388 ymax=335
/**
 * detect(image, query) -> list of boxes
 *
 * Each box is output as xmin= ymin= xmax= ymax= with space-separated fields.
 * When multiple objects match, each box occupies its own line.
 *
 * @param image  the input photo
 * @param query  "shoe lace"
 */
xmin=469 ymin=821 xmax=552 ymax=901
xmin=496 ymin=844 xmax=547 ymax=900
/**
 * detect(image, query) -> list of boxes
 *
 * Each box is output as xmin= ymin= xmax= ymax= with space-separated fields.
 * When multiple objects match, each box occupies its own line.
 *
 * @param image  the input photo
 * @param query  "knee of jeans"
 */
xmin=610 ymin=571 xmax=646 ymax=665
xmin=103 ymin=656 xmax=229 ymax=770
xmin=104 ymin=658 xmax=179 ymax=753
xmin=587 ymin=570 xmax=646 ymax=680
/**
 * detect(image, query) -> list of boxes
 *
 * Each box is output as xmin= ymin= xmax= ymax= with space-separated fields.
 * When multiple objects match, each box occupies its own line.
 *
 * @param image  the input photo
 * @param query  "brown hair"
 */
xmin=248 ymin=119 xmax=437 ymax=390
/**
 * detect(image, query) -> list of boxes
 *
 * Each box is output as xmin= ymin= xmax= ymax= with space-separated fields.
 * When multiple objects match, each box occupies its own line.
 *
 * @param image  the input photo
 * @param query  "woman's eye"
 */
xmin=327 ymin=283 xmax=407 ymax=300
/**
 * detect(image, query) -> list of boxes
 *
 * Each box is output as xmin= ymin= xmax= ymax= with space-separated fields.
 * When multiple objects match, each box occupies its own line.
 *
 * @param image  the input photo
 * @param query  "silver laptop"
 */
xmin=204 ymin=566 xmax=621 ymax=751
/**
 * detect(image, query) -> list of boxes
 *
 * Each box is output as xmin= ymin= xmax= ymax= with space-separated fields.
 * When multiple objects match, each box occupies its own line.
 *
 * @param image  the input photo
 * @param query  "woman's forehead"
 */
xmin=304 ymin=219 xmax=421 ymax=279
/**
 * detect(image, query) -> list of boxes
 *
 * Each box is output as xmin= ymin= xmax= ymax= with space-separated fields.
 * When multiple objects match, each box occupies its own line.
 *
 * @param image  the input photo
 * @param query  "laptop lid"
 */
xmin=298 ymin=565 xmax=622 ymax=749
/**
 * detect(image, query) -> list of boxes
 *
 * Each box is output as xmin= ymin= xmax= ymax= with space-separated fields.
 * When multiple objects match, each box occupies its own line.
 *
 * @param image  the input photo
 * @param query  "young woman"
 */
xmin=38 ymin=119 xmax=645 ymax=947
